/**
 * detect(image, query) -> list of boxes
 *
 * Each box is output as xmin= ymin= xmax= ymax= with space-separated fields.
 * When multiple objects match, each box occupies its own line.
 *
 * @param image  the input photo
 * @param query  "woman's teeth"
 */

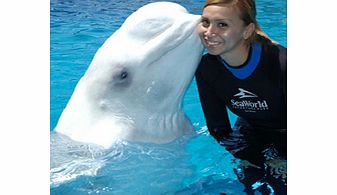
xmin=207 ymin=41 xmax=220 ymax=46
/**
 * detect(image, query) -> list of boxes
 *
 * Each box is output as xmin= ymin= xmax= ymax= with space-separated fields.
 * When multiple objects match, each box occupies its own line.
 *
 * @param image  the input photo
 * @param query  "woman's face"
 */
xmin=198 ymin=4 xmax=250 ymax=56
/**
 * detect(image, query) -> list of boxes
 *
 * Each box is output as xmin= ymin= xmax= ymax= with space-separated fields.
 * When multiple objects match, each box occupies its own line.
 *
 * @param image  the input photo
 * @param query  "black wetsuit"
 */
xmin=196 ymin=40 xmax=287 ymax=194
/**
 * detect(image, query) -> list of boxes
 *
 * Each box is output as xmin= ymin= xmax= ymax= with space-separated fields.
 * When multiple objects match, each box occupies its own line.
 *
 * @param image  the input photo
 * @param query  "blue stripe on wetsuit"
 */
xmin=217 ymin=42 xmax=262 ymax=79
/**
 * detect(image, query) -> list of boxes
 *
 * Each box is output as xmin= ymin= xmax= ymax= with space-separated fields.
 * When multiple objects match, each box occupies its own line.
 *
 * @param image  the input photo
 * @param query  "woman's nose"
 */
xmin=204 ymin=24 xmax=217 ymax=37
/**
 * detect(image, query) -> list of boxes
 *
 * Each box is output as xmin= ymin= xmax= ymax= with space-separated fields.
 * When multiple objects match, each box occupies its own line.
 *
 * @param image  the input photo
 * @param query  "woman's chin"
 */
xmin=206 ymin=49 xmax=221 ymax=56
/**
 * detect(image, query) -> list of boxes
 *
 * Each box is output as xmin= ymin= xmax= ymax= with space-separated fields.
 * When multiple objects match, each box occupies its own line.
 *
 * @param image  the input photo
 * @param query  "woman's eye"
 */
xmin=218 ymin=22 xmax=228 ymax=28
xmin=201 ymin=19 xmax=209 ymax=27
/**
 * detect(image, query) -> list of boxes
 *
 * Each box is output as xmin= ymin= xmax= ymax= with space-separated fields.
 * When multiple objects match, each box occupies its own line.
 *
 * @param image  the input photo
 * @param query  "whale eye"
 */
xmin=120 ymin=71 xmax=128 ymax=80
xmin=111 ymin=68 xmax=131 ymax=88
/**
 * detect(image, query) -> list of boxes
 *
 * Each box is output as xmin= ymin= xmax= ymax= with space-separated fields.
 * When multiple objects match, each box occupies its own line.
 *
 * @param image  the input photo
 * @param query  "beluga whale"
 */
xmin=54 ymin=2 xmax=204 ymax=149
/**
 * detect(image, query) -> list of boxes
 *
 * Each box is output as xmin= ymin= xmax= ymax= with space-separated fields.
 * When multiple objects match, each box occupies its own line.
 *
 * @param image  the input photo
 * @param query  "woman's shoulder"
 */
xmin=276 ymin=44 xmax=287 ymax=62
xmin=269 ymin=43 xmax=287 ymax=68
xmin=197 ymin=54 xmax=218 ymax=70
xmin=257 ymin=34 xmax=287 ymax=54
xmin=270 ymin=43 xmax=287 ymax=56
xmin=200 ymin=53 xmax=218 ymax=63
xmin=261 ymin=41 xmax=287 ymax=64
xmin=196 ymin=53 xmax=222 ymax=79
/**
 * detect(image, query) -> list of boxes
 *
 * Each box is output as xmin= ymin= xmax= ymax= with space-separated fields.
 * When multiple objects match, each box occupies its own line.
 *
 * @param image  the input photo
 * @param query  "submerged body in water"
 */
xmin=220 ymin=118 xmax=287 ymax=194
xmin=50 ymin=131 xmax=246 ymax=194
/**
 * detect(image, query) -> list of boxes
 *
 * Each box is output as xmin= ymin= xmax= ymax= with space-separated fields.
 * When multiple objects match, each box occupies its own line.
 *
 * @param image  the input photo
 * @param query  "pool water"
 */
xmin=50 ymin=0 xmax=287 ymax=194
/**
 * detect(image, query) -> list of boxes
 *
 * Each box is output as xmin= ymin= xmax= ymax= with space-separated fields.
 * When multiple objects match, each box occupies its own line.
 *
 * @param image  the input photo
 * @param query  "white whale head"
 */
xmin=54 ymin=2 xmax=204 ymax=148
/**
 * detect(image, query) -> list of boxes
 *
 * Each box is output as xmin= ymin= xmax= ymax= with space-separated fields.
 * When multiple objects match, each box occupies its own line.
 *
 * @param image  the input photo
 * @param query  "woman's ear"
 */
xmin=243 ymin=23 xmax=255 ymax=40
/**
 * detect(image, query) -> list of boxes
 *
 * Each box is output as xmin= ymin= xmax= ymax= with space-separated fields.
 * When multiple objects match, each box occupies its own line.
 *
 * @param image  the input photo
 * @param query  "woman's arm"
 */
xmin=195 ymin=68 xmax=232 ymax=141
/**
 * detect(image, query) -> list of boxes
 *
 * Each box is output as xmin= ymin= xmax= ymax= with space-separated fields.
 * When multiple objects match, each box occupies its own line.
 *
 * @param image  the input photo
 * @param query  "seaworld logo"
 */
xmin=234 ymin=88 xmax=258 ymax=99
xmin=231 ymin=88 xmax=269 ymax=112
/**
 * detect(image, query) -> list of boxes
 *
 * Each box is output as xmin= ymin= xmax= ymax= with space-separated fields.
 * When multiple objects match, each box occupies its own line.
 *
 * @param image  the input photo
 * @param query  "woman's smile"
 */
xmin=205 ymin=39 xmax=222 ymax=47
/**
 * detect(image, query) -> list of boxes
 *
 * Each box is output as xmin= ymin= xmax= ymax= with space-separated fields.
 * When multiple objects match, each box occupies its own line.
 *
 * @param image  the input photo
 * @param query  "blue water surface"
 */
xmin=50 ymin=0 xmax=286 ymax=194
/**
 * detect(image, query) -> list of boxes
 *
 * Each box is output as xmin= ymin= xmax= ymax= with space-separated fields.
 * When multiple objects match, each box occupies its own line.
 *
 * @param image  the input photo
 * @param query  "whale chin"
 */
xmin=56 ymin=110 xmax=194 ymax=149
xmin=128 ymin=110 xmax=195 ymax=144
xmin=54 ymin=2 xmax=204 ymax=148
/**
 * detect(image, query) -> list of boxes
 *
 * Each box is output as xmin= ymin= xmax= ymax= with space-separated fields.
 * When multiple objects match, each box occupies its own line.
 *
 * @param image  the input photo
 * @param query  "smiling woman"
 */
xmin=195 ymin=0 xmax=287 ymax=194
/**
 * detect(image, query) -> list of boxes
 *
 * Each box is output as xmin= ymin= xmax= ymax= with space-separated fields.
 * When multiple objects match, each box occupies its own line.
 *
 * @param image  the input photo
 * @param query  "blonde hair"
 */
xmin=203 ymin=0 xmax=272 ymax=45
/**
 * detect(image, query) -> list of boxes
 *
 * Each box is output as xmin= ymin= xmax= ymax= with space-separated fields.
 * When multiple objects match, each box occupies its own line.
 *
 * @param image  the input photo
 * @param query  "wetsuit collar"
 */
xmin=217 ymin=42 xmax=262 ymax=79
